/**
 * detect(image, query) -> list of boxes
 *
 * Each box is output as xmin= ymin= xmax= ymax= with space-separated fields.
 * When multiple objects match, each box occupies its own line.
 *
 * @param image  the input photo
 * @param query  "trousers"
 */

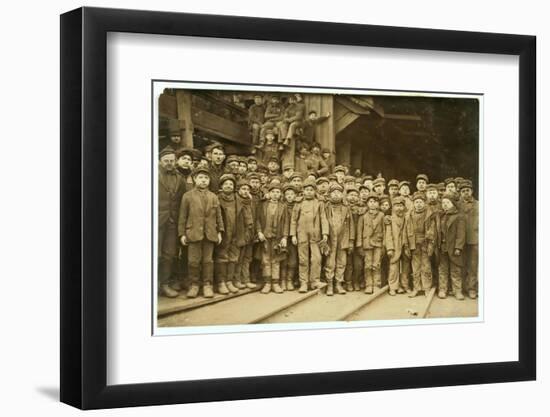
xmin=187 ymin=240 xmax=215 ymax=285
xmin=297 ymin=241 xmax=322 ymax=284
xmin=261 ymin=238 xmax=282 ymax=280
xmin=364 ymin=247 xmax=382 ymax=288
xmin=464 ymin=244 xmax=478 ymax=292
xmin=158 ymin=221 xmax=178 ymax=285
xmin=411 ymin=242 xmax=433 ymax=292
xmin=438 ymin=251 xmax=463 ymax=293
xmin=387 ymin=255 xmax=412 ymax=291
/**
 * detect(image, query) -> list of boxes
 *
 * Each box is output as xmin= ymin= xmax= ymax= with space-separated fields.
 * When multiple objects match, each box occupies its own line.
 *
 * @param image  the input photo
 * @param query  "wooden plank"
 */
xmin=335 ymin=112 xmax=359 ymax=134
xmin=176 ymin=90 xmax=194 ymax=147
xmin=192 ymin=109 xmax=251 ymax=145
xmin=159 ymin=93 xmax=177 ymax=119
xmin=337 ymin=285 xmax=389 ymax=321
xmin=421 ymin=287 xmax=437 ymax=318
xmin=158 ymin=287 xmax=260 ymax=316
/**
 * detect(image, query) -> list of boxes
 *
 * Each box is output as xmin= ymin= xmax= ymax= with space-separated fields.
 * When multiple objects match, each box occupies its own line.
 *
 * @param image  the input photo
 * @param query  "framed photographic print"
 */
xmin=60 ymin=6 xmax=536 ymax=409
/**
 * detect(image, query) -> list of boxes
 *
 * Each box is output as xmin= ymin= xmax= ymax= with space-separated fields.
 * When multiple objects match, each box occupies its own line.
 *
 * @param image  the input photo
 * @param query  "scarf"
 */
xmin=218 ymin=192 xmax=235 ymax=203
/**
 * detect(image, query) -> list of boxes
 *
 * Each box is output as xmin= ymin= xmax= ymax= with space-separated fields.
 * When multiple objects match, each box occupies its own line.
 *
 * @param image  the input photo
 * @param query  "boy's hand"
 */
xmin=280 ymin=237 xmax=287 ymax=248
xmin=217 ymin=232 xmax=223 ymax=245
xmin=180 ymin=236 xmax=187 ymax=246
xmin=387 ymin=249 xmax=395 ymax=258
xmin=258 ymin=232 xmax=266 ymax=242
xmin=404 ymin=246 xmax=411 ymax=258
xmin=454 ymin=249 xmax=461 ymax=256
xmin=292 ymin=236 xmax=298 ymax=246
xmin=321 ymin=234 xmax=328 ymax=244
xmin=326 ymin=112 xmax=331 ymax=118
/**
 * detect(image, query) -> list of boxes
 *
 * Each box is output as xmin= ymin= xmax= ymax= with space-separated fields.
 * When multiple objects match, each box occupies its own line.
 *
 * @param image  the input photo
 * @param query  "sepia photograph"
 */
xmin=153 ymin=82 xmax=481 ymax=333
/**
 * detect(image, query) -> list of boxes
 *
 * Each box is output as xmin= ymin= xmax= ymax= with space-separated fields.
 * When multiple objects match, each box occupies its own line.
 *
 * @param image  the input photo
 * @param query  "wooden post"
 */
xmin=336 ymin=138 xmax=351 ymax=166
xmin=304 ymin=94 xmax=335 ymax=152
xmin=175 ymin=90 xmax=194 ymax=148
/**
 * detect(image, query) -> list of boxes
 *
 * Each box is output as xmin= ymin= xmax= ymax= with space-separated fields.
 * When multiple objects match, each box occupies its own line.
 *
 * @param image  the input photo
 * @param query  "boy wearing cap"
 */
xmin=388 ymin=179 xmax=400 ymax=200
xmin=256 ymin=183 xmax=288 ymax=294
xmin=316 ymin=177 xmax=330 ymax=201
xmin=248 ymin=94 xmax=265 ymax=147
xmin=267 ymin=157 xmax=281 ymax=179
xmin=178 ymin=167 xmax=224 ymax=298
xmin=344 ymin=186 xmax=366 ymax=291
xmin=238 ymin=157 xmax=248 ymax=178
xmin=279 ymin=94 xmax=305 ymax=147
xmin=290 ymin=178 xmax=329 ymax=293
xmin=334 ymin=165 xmax=346 ymax=185
xmin=208 ymin=143 xmax=226 ymax=193
xmin=259 ymin=130 xmax=280 ymax=167
xmin=458 ymin=180 xmax=479 ymax=299
xmin=384 ymin=196 xmax=411 ymax=295
xmin=324 ymin=183 xmax=355 ymax=295
xmin=416 ymin=174 xmax=429 ymax=194
xmin=302 ymin=110 xmax=331 ymax=145
xmin=362 ymin=175 xmax=374 ymax=192
xmin=399 ymin=181 xmax=414 ymax=212
xmin=356 ymin=193 xmax=385 ymax=294
xmin=444 ymin=178 xmax=457 ymax=194
xmin=175 ymin=148 xmax=195 ymax=194
xmin=372 ymin=177 xmax=386 ymax=196
xmin=260 ymin=95 xmax=284 ymax=143
xmin=158 ymin=147 xmax=188 ymax=298
xmin=214 ymin=174 xmax=241 ymax=294
xmin=437 ymin=192 xmax=467 ymax=300
xmin=322 ymin=148 xmax=335 ymax=173
xmin=405 ymin=192 xmax=436 ymax=297
xmin=247 ymin=156 xmax=258 ymax=173
xmin=281 ymin=184 xmax=299 ymax=290
xmin=233 ymin=179 xmax=257 ymax=290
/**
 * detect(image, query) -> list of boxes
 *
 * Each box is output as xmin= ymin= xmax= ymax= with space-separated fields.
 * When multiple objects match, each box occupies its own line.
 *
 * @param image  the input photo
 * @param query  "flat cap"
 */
xmin=458 ymin=179 xmax=473 ymax=190
xmin=159 ymin=146 xmax=176 ymax=159
xmin=416 ymin=174 xmax=429 ymax=182
xmin=399 ymin=180 xmax=411 ymax=189
xmin=334 ymin=165 xmax=346 ymax=174
xmin=192 ymin=166 xmax=210 ymax=177
xmin=388 ymin=179 xmax=400 ymax=187
xmin=329 ymin=183 xmax=344 ymax=193
xmin=219 ymin=173 xmax=236 ymax=185
xmin=373 ymin=177 xmax=386 ymax=187
xmin=412 ymin=191 xmax=426 ymax=201
xmin=302 ymin=178 xmax=317 ymax=189
xmin=316 ymin=176 xmax=330 ymax=185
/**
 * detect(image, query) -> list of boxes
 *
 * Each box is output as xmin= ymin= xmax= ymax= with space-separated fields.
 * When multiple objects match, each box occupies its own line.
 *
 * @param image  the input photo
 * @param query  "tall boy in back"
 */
xmin=178 ymin=167 xmax=224 ymax=298
xmin=324 ymin=183 xmax=355 ymax=296
xmin=356 ymin=193 xmax=385 ymax=294
xmin=290 ymin=178 xmax=329 ymax=293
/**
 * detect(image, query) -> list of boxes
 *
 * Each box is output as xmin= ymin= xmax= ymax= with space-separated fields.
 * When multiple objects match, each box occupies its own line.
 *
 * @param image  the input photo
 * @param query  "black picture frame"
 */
xmin=60 ymin=6 xmax=536 ymax=410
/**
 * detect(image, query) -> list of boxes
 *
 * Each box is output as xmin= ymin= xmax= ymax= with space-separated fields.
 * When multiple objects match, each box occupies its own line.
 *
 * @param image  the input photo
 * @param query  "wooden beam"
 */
xmin=175 ymin=90 xmax=194 ymax=147
xmin=192 ymin=109 xmax=250 ymax=145
xmin=335 ymin=112 xmax=359 ymax=134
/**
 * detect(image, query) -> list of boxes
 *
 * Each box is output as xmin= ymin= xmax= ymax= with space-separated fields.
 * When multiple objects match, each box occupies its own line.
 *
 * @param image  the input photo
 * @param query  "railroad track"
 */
xmin=157 ymin=284 xmax=438 ymax=328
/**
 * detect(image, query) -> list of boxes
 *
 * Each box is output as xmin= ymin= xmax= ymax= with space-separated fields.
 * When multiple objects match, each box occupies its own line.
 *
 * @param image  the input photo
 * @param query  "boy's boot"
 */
xmin=216 ymin=263 xmax=229 ymax=295
xmin=468 ymin=289 xmax=477 ymax=299
xmin=298 ymin=278 xmax=308 ymax=293
xmin=364 ymin=271 xmax=373 ymax=294
xmin=202 ymin=263 xmax=214 ymax=298
xmin=261 ymin=277 xmax=272 ymax=294
xmin=228 ymin=262 xmax=245 ymax=289
xmin=335 ymin=281 xmax=346 ymax=295
xmin=160 ymin=284 xmax=179 ymax=298
xmin=186 ymin=266 xmax=200 ymax=298
xmin=241 ymin=261 xmax=257 ymax=289
xmin=408 ymin=289 xmax=418 ymax=298
xmin=326 ymin=280 xmax=334 ymax=296
xmin=272 ymin=279 xmax=283 ymax=294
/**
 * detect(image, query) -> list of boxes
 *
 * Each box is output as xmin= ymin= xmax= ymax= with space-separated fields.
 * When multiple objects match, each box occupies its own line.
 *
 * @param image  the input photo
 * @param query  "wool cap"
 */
xmin=412 ymin=191 xmax=426 ymax=202
xmin=399 ymin=180 xmax=411 ymax=189
xmin=388 ymin=179 xmax=400 ymax=188
xmin=441 ymin=191 xmax=460 ymax=203
xmin=329 ymin=183 xmax=344 ymax=193
xmin=192 ymin=166 xmax=211 ymax=177
xmin=366 ymin=192 xmax=379 ymax=202
xmin=159 ymin=146 xmax=176 ymax=159
xmin=459 ymin=179 xmax=473 ymax=190
xmin=236 ymin=179 xmax=250 ymax=190
xmin=392 ymin=196 xmax=405 ymax=206
xmin=316 ymin=176 xmax=330 ymax=185
xmin=334 ymin=165 xmax=346 ymax=174
xmin=219 ymin=173 xmax=236 ymax=186
xmin=283 ymin=184 xmax=298 ymax=193
xmin=379 ymin=194 xmax=391 ymax=205
xmin=444 ymin=177 xmax=456 ymax=186
xmin=416 ymin=174 xmax=429 ymax=182
xmin=426 ymin=183 xmax=438 ymax=191
xmin=373 ymin=177 xmax=386 ymax=188
xmin=302 ymin=178 xmax=317 ymax=189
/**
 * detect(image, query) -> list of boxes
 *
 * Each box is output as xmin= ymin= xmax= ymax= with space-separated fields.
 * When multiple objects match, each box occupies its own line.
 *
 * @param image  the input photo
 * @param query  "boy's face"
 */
xmin=228 ymin=161 xmax=239 ymax=171
xmin=269 ymin=188 xmax=281 ymax=201
xmin=441 ymin=198 xmax=453 ymax=211
xmin=290 ymin=177 xmax=302 ymax=189
xmin=177 ymin=155 xmax=192 ymax=169
xmin=399 ymin=185 xmax=410 ymax=196
xmin=322 ymin=152 xmax=330 ymax=160
xmin=308 ymin=112 xmax=317 ymax=120
xmin=267 ymin=161 xmax=279 ymax=172
xmin=413 ymin=198 xmax=425 ymax=211
xmin=335 ymin=171 xmax=345 ymax=183
xmin=426 ymin=190 xmax=438 ymax=202
xmin=238 ymin=185 xmax=250 ymax=198
xmin=460 ymin=187 xmax=473 ymax=200
xmin=160 ymin=154 xmax=176 ymax=171
xmin=417 ymin=179 xmax=427 ymax=191
xmin=250 ymin=178 xmax=260 ymax=190
xmin=367 ymin=198 xmax=379 ymax=210
xmin=259 ymin=173 xmax=268 ymax=184
xmin=394 ymin=203 xmax=405 ymax=216
xmin=266 ymin=133 xmax=275 ymax=144
xmin=254 ymin=96 xmax=263 ymax=105
xmin=283 ymin=168 xmax=293 ymax=178
xmin=381 ymin=201 xmax=391 ymax=213
xmin=364 ymin=180 xmax=373 ymax=190
xmin=299 ymin=146 xmax=308 ymax=156
xmin=446 ymin=182 xmax=457 ymax=193
xmin=284 ymin=189 xmax=296 ymax=203
xmin=170 ymin=135 xmax=181 ymax=145
xmin=330 ymin=189 xmax=344 ymax=203
xmin=211 ymin=148 xmax=225 ymax=165
xmin=248 ymin=161 xmax=257 ymax=172
xmin=221 ymin=180 xmax=234 ymax=193
xmin=346 ymin=191 xmax=359 ymax=205
xmin=271 ymin=97 xmax=279 ymax=104
xmin=374 ymin=184 xmax=385 ymax=194
xmin=389 ymin=185 xmax=398 ymax=196
xmin=360 ymin=189 xmax=369 ymax=201
xmin=344 ymin=181 xmax=355 ymax=190
xmin=198 ymin=159 xmax=209 ymax=168
xmin=303 ymin=186 xmax=316 ymax=199
xmin=317 ymin=181 xmax=329 ymax=194
xmin=194 ymin=173 xmax=210 ymax=189
xmin=311 ymin=146 xmax=320 ymax=155
xmin=238 ymin=162 xmax=248 ymax=174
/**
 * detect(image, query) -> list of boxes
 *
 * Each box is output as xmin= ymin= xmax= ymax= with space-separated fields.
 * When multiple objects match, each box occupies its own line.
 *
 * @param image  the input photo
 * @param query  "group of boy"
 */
xmin=158 ymin=141 xmax=479 ymax=303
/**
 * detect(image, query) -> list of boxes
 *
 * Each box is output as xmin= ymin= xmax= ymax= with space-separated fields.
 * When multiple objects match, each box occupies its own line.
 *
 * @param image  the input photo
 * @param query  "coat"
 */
xmin=324 ymin=201 xmax=355 ymax=249
xmin=404 ymin=209 xmax=436 ymax=250
xmin=437 ymin=208 xmax=467 ymax=266
xmin=158 ymin=169 xmax=187 ymax=228
xmin=178 ymin=188 xmax=224 ymax=242
xmin=458 ymin=199 xmax=479 ymax=245
xmin=356 ymin=210 xmax=385 ymax=249
xmin=384 ymin=213 xmax=407 ymax=263
xmin=256 ymin=200 xmax=288 ymax=241
xmin=234 ymin=195 xmax=255 ymax=247
xmin=290 ymin=198 xmax=329 ymax=243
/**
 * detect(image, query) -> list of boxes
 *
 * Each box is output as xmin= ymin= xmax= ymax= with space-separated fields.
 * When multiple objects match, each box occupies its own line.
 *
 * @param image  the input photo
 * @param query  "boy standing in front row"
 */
xmin=290 ymin=178 xmax=329 ymax=293
xmin=256 ymin=183 xmax=288 ymax=294
xmin=405 ymin=192 xmax=436 ymax=297
xmin=324 ymin=183 xmax=355 ymax=296
xmin=384 ymin=196 xmax=410 ymax=295
xmin=178 ymin=167 xmax=224 ymax=298
xmin=458 ymin=179 xmax=479 ymax=299
xmin=356 ymin=193 xmax=385 ymax=294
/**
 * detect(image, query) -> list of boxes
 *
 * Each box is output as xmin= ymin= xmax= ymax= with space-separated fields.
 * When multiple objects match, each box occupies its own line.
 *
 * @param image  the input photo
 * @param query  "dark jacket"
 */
xmin=356 ymin=210 xmax=385 ymax=249
xmin=235 ymin=195 xmax=255 ymax=247
xmin=178 ymin=187 xmax=224 ymax=242
xmin=324 ymin=201 xmax=355 ymax=249
xmin=437 ymin=207 xmax=467 ymax=266
xmin=290 ymin=198 xmax=329 ymax=243
xmin=248 ymin=104 xmax=265 ymax=126
xmin=384 ymin=213 xmax=407 ymax=263
xmin=404 ymin=209 xmax=436 ymax=250
xmin=256 ymin=200 xmax=288 ymax=241
xmin=458 ymin=198 xmax=479 ymax=245
xmin=158 ymin=169 xmax=186 ymax=228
